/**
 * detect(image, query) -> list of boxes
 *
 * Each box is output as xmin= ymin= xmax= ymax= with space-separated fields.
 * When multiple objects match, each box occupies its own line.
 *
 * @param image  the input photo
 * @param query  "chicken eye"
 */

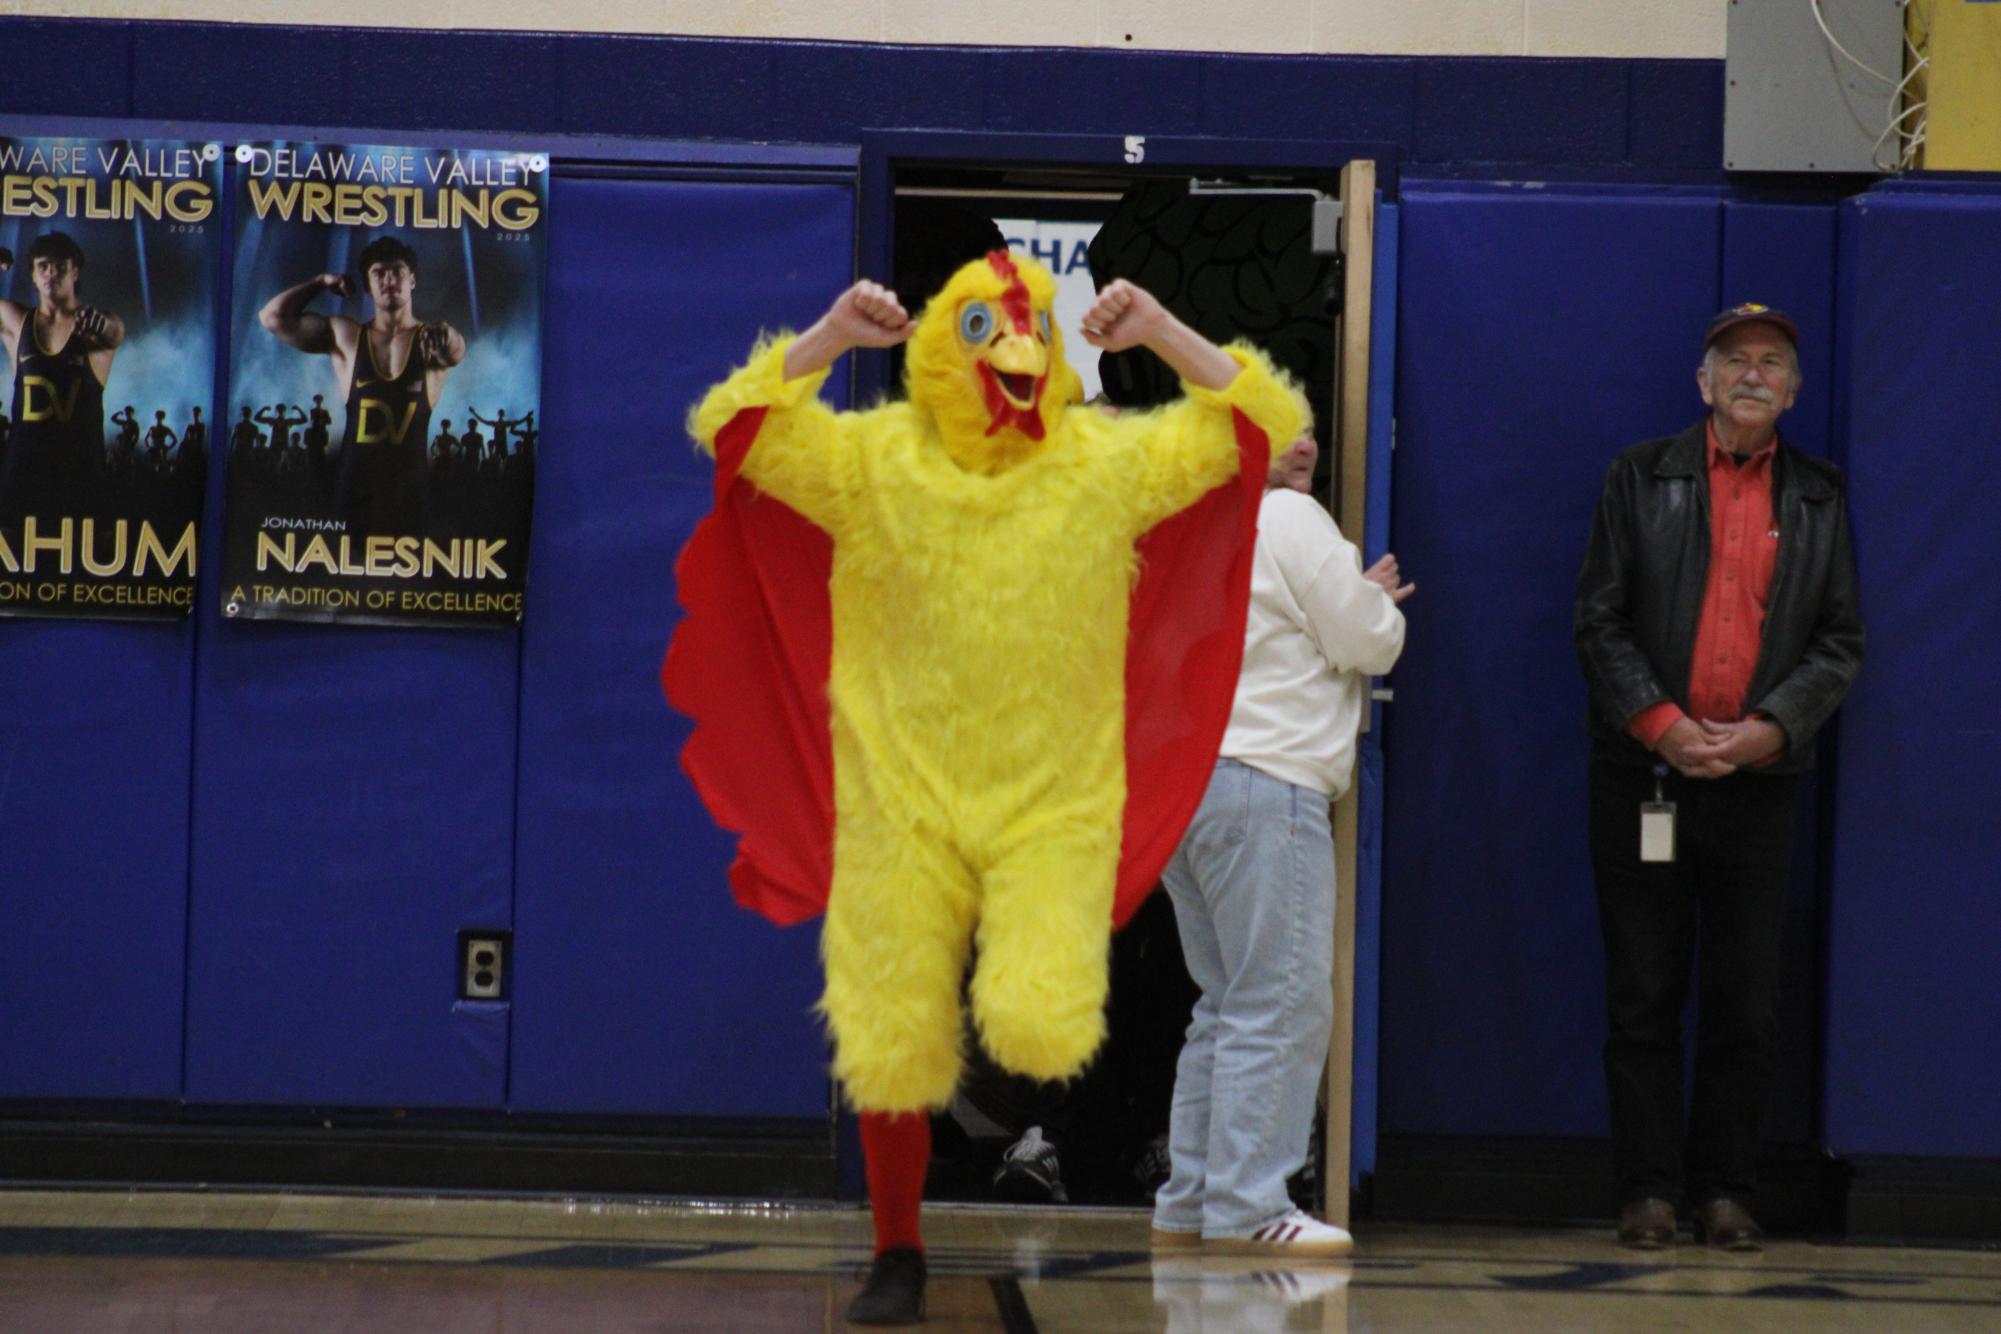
xmin=1039 ymin=311 xmax=1052 ymax=340
xmin=959 ymin=302 xmax=995 ymax=343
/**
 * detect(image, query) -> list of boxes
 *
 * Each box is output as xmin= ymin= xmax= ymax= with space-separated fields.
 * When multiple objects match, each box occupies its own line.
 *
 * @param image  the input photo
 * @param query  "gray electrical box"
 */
xmin=1725 ymin=0 xmax=1907 ymax=172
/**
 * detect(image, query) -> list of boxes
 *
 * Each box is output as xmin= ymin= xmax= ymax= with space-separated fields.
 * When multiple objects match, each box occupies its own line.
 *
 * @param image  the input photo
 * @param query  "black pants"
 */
xmin=1589 ymin=752 xmax=1797 ymax=1208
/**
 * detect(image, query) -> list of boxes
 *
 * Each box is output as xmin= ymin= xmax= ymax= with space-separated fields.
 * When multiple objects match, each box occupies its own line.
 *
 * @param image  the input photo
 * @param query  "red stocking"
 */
xmin=859 ymin=1110 xmax=929 ymax=1255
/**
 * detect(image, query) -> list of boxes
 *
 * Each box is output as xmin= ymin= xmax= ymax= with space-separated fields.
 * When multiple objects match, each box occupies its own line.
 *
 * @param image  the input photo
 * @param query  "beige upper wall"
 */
xmin=19 ymin=0 xmax=1728 ymax=59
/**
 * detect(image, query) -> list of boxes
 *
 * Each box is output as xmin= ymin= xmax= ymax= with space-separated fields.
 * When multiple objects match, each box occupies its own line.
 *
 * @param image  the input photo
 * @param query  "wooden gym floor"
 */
xmin=0 ymin=1187 xmax=1996 ymax=1331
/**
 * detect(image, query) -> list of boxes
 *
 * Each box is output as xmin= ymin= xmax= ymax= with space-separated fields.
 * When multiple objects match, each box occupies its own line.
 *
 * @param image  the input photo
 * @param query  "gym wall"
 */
xmin=1 ymin=12 xmax=1994 ymax=1237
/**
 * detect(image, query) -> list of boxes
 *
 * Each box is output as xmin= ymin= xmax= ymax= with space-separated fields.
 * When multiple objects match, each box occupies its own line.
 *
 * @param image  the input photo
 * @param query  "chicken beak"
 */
xmin=987 ymin=333 xmax=1048 ymax=379
xmin=983 ymin=333 xmax=1048 ymax=409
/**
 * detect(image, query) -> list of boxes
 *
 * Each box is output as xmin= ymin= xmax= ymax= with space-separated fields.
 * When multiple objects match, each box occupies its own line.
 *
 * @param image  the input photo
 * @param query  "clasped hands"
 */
xmin=1655 ymin=715 xmax=1785 ymax=779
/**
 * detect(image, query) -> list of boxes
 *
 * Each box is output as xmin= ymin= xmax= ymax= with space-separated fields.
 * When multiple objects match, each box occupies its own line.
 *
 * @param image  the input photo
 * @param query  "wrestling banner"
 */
xmin=221 ymin=141 xmax=546 ymax=627
xmin=0 ymin=136 xmax=221 ymax=620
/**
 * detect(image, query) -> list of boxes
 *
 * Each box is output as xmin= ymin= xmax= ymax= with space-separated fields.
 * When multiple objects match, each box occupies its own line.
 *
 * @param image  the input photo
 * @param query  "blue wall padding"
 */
xmin=505 ymin=179 xmax=845 ymax=1118
xmin=0 ymin=620 xmax=193 ymax=1100
xmin=451 ymin=1000 xmax=511 ymax=1094
xmin=1382 ymin=184 xmax=1725 ymax=1137
xmin=1823 ymin=185 xmax=2001 ymax=1157
xmin=1721 ymin=202 xmax=1839 ymax=458
xmin=184 ymin=621 xmax=517 ymax=1106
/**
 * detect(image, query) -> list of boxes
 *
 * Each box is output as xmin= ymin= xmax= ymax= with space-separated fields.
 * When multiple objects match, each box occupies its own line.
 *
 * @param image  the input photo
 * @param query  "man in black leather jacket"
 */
xmin=1574 ymin=304 xmax=1863 ymax=1252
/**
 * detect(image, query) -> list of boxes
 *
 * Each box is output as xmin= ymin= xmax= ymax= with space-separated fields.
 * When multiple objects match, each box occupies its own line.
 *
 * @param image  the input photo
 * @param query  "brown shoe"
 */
xmin=1694 ymin=1197 xmax=1764 ymax=1252
xmin=1616 ymin=1197 xmax=1677 ymax=1249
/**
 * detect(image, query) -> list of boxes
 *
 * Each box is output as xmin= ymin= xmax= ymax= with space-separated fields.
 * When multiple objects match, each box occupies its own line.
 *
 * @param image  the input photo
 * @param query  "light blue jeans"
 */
xmin=1152 ymin=758 xmax=1336 ymax=1238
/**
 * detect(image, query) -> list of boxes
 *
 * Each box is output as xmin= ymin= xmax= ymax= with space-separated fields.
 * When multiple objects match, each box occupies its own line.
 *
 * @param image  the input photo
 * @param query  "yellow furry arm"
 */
xmin=687 ymin=335 xmax=859 ymax=533
xmin=1123 ymin=343 xmax=1306 ymax=533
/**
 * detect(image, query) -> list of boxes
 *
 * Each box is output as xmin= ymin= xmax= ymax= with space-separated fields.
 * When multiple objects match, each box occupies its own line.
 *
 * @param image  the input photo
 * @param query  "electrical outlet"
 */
xmin=460 ymin=932 xmax=509 ymax=1001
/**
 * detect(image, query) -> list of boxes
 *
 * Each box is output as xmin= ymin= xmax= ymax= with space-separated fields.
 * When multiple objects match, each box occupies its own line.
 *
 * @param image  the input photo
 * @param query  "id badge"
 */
xmin=1640 ymin=802 xmax=1677 ymax=863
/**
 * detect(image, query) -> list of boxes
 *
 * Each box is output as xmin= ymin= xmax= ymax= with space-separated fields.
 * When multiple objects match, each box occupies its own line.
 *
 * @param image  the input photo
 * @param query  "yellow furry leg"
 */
xmin=968 ymin=830 xmax=1118 ymax=1082
xmin=821 ymin=829 xmax=978 ymax=1114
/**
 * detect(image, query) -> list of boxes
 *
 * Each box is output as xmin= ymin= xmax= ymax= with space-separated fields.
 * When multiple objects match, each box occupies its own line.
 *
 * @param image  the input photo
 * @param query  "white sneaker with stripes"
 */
xmin=1207 ymin=1208 xmax=1354 ymax=1258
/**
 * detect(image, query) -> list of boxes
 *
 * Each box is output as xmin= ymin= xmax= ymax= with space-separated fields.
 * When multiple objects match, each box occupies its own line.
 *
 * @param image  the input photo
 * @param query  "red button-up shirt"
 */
xmin=1628 ymin=421 xmax=1781 ymax=749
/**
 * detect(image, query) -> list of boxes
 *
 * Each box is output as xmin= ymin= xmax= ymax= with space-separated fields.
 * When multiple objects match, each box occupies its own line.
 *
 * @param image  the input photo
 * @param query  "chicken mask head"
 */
xmin=905 ymin=250 xmax=1083 ymax=474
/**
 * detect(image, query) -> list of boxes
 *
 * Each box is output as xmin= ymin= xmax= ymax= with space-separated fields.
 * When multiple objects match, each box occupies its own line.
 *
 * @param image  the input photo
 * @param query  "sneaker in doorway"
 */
xmin=1133 ymin=1131 xmax=1172 ymax=1199
xmin=1207 ymin=1208 xmax=1354 ymax=1258
xmin=992 ymin=1125 xmax=1068 ymax=1204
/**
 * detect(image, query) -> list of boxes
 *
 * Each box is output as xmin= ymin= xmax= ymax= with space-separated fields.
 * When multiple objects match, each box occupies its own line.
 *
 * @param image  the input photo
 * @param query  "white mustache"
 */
xmin=1729 ymin=386 xmax=1775 ymax=403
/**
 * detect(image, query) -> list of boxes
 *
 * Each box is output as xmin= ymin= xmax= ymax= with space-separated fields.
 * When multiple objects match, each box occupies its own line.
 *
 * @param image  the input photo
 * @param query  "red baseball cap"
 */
xmin=1705 ymin=302 xmax=1799 ymax=351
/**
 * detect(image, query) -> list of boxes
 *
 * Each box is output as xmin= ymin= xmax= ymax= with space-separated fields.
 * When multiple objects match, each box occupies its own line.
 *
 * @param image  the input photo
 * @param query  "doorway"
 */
xmin=854 ymin=130 xmax=1398 ymax=1219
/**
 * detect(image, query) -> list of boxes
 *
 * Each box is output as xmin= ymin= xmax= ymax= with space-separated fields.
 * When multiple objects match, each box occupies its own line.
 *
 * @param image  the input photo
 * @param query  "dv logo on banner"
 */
xmin=220 ymin=141 xmax=548 ymax=628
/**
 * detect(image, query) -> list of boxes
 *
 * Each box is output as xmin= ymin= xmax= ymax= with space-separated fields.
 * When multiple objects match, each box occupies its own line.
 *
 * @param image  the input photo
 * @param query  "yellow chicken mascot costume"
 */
xmin=665 ymin=251 xmax=1303 ymax=1324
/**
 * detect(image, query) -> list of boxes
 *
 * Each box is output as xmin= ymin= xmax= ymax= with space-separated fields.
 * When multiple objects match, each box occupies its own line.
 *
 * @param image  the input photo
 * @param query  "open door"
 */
xmin=1327 ymin=162 xmax=1400 ymax=1227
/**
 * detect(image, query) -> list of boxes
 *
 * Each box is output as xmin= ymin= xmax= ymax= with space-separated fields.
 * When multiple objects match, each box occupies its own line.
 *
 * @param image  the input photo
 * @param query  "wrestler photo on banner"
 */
xmin=0 ymin=136 xmax=221 ymax=620
xmin=220 ymin=141 xmax=546 ymax=627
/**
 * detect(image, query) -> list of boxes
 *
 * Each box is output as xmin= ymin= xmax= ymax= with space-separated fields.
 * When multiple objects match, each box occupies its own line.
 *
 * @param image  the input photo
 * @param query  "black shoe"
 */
xmin=847 ymin=1246 xmax=926 ymax=1326
xmin=1285 ymin=1128 xmax=1322 ymax=1211
xmin=992 ymin=1126 xmax=1068 ymax=1204
xmin=1616 ymin=1197 xmax=1677 ymax=1250
xmin=1694 ymin=1197 xmax=1764 ymax=1252
xmin=1133 ymin=1132 xmax=1172 ymax=1199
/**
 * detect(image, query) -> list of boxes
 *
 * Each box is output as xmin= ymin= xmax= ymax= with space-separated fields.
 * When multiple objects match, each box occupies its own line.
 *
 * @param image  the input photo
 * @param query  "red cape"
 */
xmin=663 ymin=406 xmax=1270 ymax=930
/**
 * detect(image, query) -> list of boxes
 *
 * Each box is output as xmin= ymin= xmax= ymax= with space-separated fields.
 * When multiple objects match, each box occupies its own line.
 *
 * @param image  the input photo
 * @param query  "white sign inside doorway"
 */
xmin=994 ymin=217 xmax=1105 ymax=404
